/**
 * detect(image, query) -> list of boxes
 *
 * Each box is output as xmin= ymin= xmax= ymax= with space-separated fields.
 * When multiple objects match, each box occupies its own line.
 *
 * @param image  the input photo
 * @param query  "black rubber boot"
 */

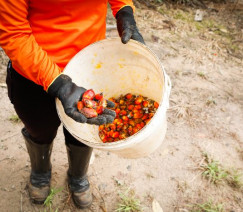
xmin=22 ymin=128 xmax=53 ymax=204
xmin=66 ymin=142 xmax=93 ymax=209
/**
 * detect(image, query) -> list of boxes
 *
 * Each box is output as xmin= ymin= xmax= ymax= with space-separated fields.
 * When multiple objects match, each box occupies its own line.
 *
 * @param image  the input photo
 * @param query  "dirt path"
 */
xmin=0 ymin=3 xmax=242 ymax=212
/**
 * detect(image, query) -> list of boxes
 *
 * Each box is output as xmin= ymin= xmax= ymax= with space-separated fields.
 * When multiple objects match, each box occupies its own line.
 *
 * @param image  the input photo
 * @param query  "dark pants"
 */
xmin=6 ymin=61 xmax=87 ymax=147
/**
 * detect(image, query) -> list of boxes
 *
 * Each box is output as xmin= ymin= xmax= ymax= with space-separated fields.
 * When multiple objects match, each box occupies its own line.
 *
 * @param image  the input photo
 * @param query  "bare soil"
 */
xmin=0 ymin=3 xmax=242 ymax=212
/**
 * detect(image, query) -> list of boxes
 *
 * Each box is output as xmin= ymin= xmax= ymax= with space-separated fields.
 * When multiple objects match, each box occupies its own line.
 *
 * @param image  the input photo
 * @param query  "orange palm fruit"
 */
xmin=94 ymin=93 xmax=103 ymax=101
xmin=125 ymin=93 xmax=133 ymax=100
xmin=133 ymin=112 xmax=143 ymax=119
xmin=115 ymin=108 xmax=121 ymax=115
xmin=142 ymin=100 xmax=149 ymax=107
xmin=154 ymin=101 xmax=159 ymax=109
xmin=110 ymin=124 xmax=116 ymax=131
xmin=122 ymin=116 xmax=129 ymax=121
xmin=99 ymin=98 xmax=107 ymax=108
xmin=99 ymin=125 xmax=104 ymax=131
xmin=135 ymin=96 xmax=143 ymax=105
xmin=96 ymin=105 xmax=104 ymax=114
xmin=77 ymin=101 xmax=84 ymax=112
xmin=129 ymin=120 xmax=135 ymax=127
xmin=134 ymin=105 xmax=142 ymax=110
xmin=120 ymin=110 xmax=127 ymax=116
xmin=112 ymin=131 xmax=119 ymax=138
xmin=127 ymin=105 xmax=134 ymax=111
xmin=142 ymin=114 xmax=148 ymax=120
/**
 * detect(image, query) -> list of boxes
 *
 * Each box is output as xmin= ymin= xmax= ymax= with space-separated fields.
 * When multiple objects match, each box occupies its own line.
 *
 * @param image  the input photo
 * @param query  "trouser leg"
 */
xmin=6 ymin=62 xmax=61 ymax=203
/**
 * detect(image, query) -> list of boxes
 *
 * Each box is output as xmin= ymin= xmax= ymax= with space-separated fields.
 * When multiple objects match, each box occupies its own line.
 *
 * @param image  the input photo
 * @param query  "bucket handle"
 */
xmin=164 ymin=72 xmax=171 ymax=109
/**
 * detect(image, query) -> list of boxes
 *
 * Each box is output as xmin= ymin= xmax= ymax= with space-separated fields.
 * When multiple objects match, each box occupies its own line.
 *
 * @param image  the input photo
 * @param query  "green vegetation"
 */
xmin=44 ymin=187 xmax=63 ymax=212
xmin=190 ymin=200 xmax=224 ymax=212
xmin=201 ymin=153 xmax=243 ymax=188
xmin=9 ymin=114 xmax=21 ymax=123
xmin=116 ymin=188 xmax=142 ymax=212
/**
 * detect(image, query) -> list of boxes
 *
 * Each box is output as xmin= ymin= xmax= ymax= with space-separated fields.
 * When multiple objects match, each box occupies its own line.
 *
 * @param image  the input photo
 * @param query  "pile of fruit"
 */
xmin=99 ymin=93 xmax=159 ymax=143
xmin=77 ymin=89 xmax=107 ymax=118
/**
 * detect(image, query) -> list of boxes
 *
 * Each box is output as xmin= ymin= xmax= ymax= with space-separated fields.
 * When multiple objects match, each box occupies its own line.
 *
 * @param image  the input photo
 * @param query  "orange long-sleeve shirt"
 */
xmin=0 ymin=0 xmax=134 ymax=90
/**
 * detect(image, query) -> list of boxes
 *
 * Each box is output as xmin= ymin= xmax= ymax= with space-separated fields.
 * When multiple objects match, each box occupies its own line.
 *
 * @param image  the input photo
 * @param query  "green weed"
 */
xmin=226 ymin=169 xmax=243 ymax=189
xmin=44 ymin=187 xmax=63 ymax=212
xmin=190 ymin=200 xmax=224 ymax=212
xmin=116 ymin=188 xmax=142 ymax=212
xmin=9 ymin=114 xmax=21 ymax=123
xmin=201 ymin=153 xmax=228 ymax=184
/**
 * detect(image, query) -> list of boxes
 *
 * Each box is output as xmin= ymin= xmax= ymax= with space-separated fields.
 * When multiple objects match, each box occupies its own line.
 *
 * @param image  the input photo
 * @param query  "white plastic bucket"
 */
xmin=56 ymin=38 xmax=171 ymax=158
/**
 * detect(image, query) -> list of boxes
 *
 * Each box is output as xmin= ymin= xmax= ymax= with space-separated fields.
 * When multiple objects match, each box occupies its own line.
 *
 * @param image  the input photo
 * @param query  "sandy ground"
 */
xmin=0 ymin=3 xmax=242 ymax=212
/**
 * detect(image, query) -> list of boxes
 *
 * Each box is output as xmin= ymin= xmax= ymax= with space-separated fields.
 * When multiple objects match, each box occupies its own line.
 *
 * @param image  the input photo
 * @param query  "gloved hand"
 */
xmin=48 ymin=74 xmax=116 ymax=125
xmin=116 ymin=6 xmax=145 ymax=44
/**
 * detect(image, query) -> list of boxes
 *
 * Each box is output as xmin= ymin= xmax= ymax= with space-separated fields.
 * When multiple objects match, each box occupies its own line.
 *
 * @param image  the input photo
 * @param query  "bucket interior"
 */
xmin=56 ymin=38 xmax=165 ymax=147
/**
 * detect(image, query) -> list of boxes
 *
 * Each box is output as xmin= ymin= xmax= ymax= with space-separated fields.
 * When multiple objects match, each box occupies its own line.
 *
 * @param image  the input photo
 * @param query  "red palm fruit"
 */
xmin=122 ymin=116 xmax=129 ymax=121
xmin=154 ymin=101 xmax=159 ymax=109
xmin=120 ymin=110 xmax=127 ymax=116
xmin=133 ymin=109 xmax=139 ymax=113
xmin=116 ymin=119 xmax=123 ymax=125
xmin=96 ymin=106 xmax=104 ymax=114
xmin=133 ymin=112 xmax=143 ymax=119
xmin=83 ymin=98 xmax=98 ymax=108
xmin=119 ymin=132 xmax=127 ymax=139
xmin=120 ymin=105 xmax=126 ymax=110
xmin=80 ymin=108 xmax=97 ymax=118
xmin=136 ymin=123 xmax=141 ymax=129
xmin=115 ymin=108 xmax=121 ymax=115
xmin=149 ymin=113 xmax=154 ymax=119
xmin=77 ymin=101 xmax=84 ymax=111
xmin=109 ymin=130 xmax=114 ymax=137
xmin=110 ymin=124 xmax=116 ymax=131
xmin=134 ymin=105 xmax=142 ymax=110
xmin=142 ymin=100 xmax=149 ymax=107
xmin=108 ymin=138 xmax=114 ymax=142
xmin=128 ymin=126 xmax=133 ymax=135
xmin=125 ymin=93 xmax=133 ymax=100
xmin=112 ymin=131 xmax=119 ymax=138
xmin=99 ymin=131 xmax=107 ymax=141
xmin=142 ymin=114 xmax=148 ymax=120
xmin=116 ymin=124 xmax=123 ymax=131
xmin=108 ymin=97 xmax=115 ymax=102
xmin=99 ymin=125 xmax=104 ymax=131
xmin=82 ymin=89 xmax=95 ymax=100
xmin=127 ymin=105 xmax=134 ymax=111
xmin=135 ymin=96 xmax=143 ymax=105
xmin=132 ymin=127 xmax=139 ymax=134
xmin=129 ymin=120 xmax=135 ymax=127
xmin=102 ymin=137 xmax=108 ymax=143
xmin=94 ymin=93 xmax=103 ymax=101
xmin=99 ymin=98 xmax=107 ymax=108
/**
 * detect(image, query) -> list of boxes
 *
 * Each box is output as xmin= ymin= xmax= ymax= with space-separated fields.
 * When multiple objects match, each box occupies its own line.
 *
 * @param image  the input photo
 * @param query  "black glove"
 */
xmin=116 ymin=6 xmax=145 ymax=44
xmin=48 ymin=74 xmax=116 ymax=125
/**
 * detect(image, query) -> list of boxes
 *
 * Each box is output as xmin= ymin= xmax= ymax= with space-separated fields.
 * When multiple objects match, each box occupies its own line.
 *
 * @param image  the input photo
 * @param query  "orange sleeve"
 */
xmin=0 ymin=0 xmax=61 ymax=91
xmin=108 ymin=0 xmax=135 ymax=17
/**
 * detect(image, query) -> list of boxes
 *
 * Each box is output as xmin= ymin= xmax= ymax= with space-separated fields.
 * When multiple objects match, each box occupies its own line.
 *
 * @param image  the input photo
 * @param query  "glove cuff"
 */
xmin=47 ymin=74 xmax=72 ymax=97
xmin=116 ymin=6 xmax=134 ymax=19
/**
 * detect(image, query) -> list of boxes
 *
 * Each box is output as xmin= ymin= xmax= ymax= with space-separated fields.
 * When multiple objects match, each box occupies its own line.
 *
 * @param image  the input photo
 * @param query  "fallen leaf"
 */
xmin=152 ymin=199 xmax=163 ymax=212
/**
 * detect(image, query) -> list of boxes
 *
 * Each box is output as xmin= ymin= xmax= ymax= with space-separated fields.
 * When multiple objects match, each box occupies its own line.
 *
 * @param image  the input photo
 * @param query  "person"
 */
xmin=0 ymin=0 xmax=144 ymax=209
